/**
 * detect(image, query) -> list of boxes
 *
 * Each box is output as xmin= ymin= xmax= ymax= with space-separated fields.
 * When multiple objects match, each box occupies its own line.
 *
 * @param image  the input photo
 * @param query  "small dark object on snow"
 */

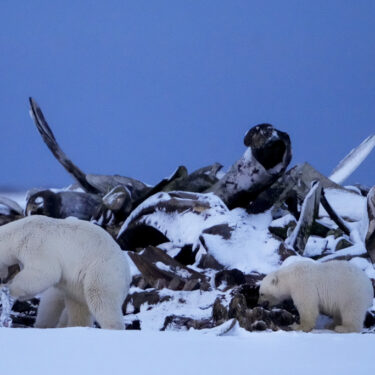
xmin=215 ymin=269 xmax=246 ymax=289
xmin=202 ymin=223 xmax=234 ymax=240
xmin=161 ymin=315 xmax=214 ymax=331
xmin=125 ymin=320 xmax=141 ymax=330
xmin=232 ymin=283 xmax=260 ymax=309
xmin=173 ymin=244 xmax=199 ymax=266
xmin=197 ymin=252 xmax=225 ymax=271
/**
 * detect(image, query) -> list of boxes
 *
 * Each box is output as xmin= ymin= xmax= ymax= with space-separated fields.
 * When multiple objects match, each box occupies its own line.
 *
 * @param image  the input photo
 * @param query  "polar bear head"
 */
xmin=258 ymin=270 xmax=290 ymax=307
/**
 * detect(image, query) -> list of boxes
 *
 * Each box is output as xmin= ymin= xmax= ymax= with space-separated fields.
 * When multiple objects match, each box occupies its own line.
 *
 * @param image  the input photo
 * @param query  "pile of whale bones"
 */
xmin=1 ymin=97 xmax=375 ymax=332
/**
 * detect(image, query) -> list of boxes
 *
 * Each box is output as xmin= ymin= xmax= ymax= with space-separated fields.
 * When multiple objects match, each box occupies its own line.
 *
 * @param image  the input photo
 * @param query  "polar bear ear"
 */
xmin=271 ymin=276 xmax=278 ymax=285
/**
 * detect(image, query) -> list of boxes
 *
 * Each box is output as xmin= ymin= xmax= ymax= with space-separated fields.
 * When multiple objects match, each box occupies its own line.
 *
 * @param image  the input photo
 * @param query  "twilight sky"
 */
xmin=1 ymin=1 xmax=374 ymax=190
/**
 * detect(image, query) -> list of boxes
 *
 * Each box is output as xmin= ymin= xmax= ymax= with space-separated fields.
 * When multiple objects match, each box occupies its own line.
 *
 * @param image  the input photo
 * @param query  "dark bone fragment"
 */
xmin=86 ymin=174 xmax=150 ymax=198
xmin=206 ymin=124 xmax=292 ymax=209
xmin=127 ymin=246 xmax=207 ymax=291
xmin=29 ymin=97 xmax=100 ymax=194
xmin=161 ymin=163 xmax=222 ymax=193
xmin=248 ymin=163 xmax=347 ymax=214
xmin=123 ymin=290 xmax=172 ymax=315
xmin=161 ymin=315 xmax=214 ymax=331
xmin=26 ymin=190 xmax=102 ymax=220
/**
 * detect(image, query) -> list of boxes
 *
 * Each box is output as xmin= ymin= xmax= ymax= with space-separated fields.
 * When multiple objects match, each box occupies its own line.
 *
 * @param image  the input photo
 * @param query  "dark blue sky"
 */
xmin=1 ymin=1 xmax=374 ymax=190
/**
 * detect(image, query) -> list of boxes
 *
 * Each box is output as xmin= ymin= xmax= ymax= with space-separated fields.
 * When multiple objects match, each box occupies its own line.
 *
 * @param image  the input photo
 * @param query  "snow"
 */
xmin=319 ymin=188 xmax=366 ymax=222
xmin=304 ymin=235 xmax=338 ymax=257
xmin=155 ymin=262 xmax=192 ymax=279
xmin=201 ymin=209 xmax=281 ymax=274
xmin=0 ymin=327 xmax=374 ymax=375
xmin=0 ymin=287 xmax=13 ymax=327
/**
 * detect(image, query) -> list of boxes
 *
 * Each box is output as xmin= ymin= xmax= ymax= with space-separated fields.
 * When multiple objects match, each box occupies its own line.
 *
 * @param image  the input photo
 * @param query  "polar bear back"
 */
xmin=0 ymin=215 xmax=129 ymax=288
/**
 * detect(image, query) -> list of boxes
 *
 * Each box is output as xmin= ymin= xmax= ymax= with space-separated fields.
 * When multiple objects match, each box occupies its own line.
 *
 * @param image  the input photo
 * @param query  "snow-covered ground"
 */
xmin=1 ymin=326 xmax=374 ymax=375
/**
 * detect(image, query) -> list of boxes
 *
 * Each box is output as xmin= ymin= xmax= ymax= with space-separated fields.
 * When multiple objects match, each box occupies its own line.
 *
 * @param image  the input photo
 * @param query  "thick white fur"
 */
xmin=0 ymin=215 xmax=131 ymax=330
xmin=258 ymin=260 xmax=373 ymax=333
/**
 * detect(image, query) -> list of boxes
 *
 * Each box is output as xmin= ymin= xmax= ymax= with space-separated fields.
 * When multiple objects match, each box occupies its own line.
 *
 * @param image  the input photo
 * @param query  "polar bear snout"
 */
xmin=258 ymin=293 xmax=281 ymax=308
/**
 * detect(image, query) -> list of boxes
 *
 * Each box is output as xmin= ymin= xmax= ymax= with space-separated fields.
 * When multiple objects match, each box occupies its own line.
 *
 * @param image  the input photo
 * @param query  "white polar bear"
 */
xmin=0 ymin=215 xmax=131 ymax=330
xmin=258 ymin=260 xmax=373 ymax=333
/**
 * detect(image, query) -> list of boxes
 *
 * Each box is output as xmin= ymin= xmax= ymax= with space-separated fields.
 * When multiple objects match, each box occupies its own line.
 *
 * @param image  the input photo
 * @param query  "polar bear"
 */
xmin=0 ymin=215 xmax=131 ymax=329
xmin=258 ymin=260 xmax=373 ymax=333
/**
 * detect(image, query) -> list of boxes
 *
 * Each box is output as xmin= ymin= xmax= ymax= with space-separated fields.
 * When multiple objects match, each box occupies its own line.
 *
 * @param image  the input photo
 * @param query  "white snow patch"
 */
xmin=202 ymin=209 xmax=281 ymax=274
xmin=318 ymin=243 xmax=368 ymax=262
xmin=319 ymin=188 xmax=366 ymax=222
xmin=349 ymin=257 xmax=375 ymax=279
xmin=303 ymin=235 xmax=340 ymax=257
xmin=270 ymin=213 xmax=296 ymax=228
xmin=0 ymin=328 xmax=374 ymax=375
xmin=155 ymin=262 xmax=192 ymax=279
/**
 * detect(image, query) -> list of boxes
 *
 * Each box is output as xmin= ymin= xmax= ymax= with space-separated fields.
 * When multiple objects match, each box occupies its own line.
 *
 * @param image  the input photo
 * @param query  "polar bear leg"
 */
xmin=292 ymin=290 xmax=319 ymax=332
xmin=9 ymin=264 xmax=60 ymax=301
xmin=84 ymin=283 xmax=124 ymax=330
xmin=334 ymin=307 xmax=364 ymax=333
xmin=325 ymin=314 xmax=342 ymax=330
xmin=85 ymin=287 xmax=124 ymax=330
xmin=35 ymin=287 xmax=65 ymax=328
xmin=89 ymin=303 xmax=124 ymax=330
xmin=83 ymin=263 xmax=126 ymax=330
xmin=57 ymin=308 xmax=68 ymax=328
xmin=65 ymin=298 xmax=93 ymax=327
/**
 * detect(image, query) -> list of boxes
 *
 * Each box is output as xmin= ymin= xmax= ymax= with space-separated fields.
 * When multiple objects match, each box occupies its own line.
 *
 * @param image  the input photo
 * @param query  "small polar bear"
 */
xmin=258 ymin=259 xmax=373 ymax=333
xmin=0 ymin=215 xmax=131 ymax=329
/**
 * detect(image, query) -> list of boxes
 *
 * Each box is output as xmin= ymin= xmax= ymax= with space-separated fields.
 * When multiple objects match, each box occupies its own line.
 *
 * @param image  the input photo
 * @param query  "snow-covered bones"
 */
xmin=0 ymin=215 xmax=131 ymax=329
xmin=1 ymin=98 xmax=375 ymax=333
xmin=259 ymin=260 xmax=373 ymax=332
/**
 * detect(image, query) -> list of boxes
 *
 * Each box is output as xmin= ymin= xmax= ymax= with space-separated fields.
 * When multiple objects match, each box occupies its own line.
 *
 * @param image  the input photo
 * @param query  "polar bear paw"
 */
xmin=290 ymin=322 xmax=313 ymax=332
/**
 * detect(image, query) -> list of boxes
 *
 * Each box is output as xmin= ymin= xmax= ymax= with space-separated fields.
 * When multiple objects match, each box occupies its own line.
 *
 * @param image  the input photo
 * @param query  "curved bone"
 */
xmin=29 ymin=97 xmax=100 ymax=194
xmin=329 ymin=135 xmax=375 ymax=184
